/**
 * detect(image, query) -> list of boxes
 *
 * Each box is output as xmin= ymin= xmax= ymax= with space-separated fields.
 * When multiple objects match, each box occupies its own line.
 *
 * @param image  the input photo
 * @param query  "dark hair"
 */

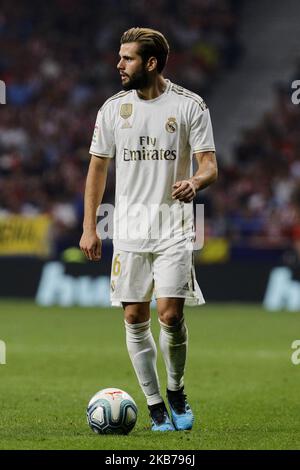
xmin=120 ymin=27 xmax=170 ymax=73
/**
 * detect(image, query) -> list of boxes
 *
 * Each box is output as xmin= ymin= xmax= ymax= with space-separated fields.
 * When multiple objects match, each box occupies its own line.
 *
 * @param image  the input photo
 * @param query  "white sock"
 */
xmin=159 ymin=317 xmax=188 ymax=392
xmin=125 ymin=320 xmax=163 ymax=406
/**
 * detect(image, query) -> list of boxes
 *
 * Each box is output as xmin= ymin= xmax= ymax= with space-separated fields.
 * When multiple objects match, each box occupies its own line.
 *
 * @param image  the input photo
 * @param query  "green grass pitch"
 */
xmin=0 ymin=300 xmax=299 ymax=450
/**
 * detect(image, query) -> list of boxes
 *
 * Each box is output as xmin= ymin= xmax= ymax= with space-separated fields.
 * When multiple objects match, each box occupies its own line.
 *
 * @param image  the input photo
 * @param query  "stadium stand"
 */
xmin=198 ymin=79 xmax=300 ymax=263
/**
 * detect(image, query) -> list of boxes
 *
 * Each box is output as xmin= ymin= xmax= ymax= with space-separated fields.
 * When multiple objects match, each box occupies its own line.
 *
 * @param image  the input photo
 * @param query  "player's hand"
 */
xmin=172 ymin=179 xmax=196 ymax=203
xmin=79 ymin=230 xmax=102 ymax=261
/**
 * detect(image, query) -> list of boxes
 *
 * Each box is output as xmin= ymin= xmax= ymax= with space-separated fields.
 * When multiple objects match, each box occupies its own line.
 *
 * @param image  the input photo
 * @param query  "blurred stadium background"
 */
xmin=1 ymin=0 xmax=300 ymax=450
xmin=1 ymin=0 xmax=300 ymax=310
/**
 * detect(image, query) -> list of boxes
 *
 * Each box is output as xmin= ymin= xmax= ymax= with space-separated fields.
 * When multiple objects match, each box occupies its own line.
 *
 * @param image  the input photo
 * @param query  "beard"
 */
xmin=121 ymin=67 xmax=149 ymax=91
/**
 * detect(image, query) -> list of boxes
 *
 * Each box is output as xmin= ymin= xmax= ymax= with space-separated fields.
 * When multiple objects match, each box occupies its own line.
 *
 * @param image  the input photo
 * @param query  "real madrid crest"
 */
xmin=165 ymin=117 xmax=177 ymax=133
xmin=120 ymin=103 xmax=133 ymax=129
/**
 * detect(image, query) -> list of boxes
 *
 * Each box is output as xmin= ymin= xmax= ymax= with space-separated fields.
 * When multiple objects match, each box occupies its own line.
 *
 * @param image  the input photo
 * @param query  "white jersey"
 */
xmin=89 ymin=79 xmax=215 ymax=252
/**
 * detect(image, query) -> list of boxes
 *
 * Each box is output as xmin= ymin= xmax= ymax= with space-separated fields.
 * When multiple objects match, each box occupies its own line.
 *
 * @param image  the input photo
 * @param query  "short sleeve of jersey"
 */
xmin=188 ymin=104 xmax=216 ymax=154
xmin=89 ymin=105 xmax=115 ymax=158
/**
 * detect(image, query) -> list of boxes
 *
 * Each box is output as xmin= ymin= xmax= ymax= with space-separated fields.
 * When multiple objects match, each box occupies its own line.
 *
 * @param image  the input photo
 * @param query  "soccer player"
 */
xmin=80 ymin=27 xmax=217 ymax=431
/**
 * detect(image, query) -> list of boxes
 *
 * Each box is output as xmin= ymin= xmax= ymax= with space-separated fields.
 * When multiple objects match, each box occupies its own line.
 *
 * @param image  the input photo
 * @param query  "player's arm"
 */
xmin=172 ymin=151 xmax=218 ymax=203
xmin=79 ymin=155 xmax=110 ymax=261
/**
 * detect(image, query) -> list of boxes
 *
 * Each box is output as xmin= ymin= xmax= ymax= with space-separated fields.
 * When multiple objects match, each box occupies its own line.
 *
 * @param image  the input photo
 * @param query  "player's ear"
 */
xmin=146 ymin=56 xmax=158 ymax=72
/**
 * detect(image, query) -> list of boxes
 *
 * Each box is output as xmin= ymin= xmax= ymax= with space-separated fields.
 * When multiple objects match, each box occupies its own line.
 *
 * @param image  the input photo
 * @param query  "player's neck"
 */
xmin=136 ymin=76 xmax=167 ymax=101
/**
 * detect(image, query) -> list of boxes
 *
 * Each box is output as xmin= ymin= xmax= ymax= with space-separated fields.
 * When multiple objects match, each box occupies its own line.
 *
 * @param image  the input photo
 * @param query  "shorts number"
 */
xmin=112 ymin=254 xmax=121 ymax=276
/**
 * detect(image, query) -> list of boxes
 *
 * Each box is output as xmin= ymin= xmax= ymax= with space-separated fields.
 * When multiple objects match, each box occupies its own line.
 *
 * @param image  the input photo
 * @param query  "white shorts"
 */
xmin=110 ymin=240 xmax=205 ymax=307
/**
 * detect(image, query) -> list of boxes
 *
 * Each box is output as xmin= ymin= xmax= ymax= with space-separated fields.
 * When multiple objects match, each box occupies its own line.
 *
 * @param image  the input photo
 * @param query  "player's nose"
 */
xmin=117 ymin=58 xmax=124 ymax=70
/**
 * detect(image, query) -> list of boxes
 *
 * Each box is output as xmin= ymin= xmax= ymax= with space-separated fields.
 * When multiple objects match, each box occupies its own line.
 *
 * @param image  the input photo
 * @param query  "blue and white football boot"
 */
xmin=148 ymin=402 xmax=175 ymax=432
xmin=167 ymin=388 xmax=194 ymax=431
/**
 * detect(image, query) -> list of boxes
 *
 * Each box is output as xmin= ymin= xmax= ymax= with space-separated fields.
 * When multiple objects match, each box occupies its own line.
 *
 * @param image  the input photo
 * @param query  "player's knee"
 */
xmin=157 ymin=299 xmax=184 ymax=326
xmin=123 ymin=304 xmax=150 ymax=324
xmin=158 ymin=309 xmax=183 ymax=326
xmin=125 ymin=312 xmax=142 ymax=324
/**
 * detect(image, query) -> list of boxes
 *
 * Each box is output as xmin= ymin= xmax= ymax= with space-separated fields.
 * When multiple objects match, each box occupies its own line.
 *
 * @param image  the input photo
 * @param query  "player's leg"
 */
xmin=123 ymin=301 xmax=161 ymax=406
xmin=157 ymin=297 xmax=186 ymax=391
xmin=123 ymin=301 xmax=175 ymax=431
xmin=154 ymin=244 xmax=200 ymax=430
xmin=154 ymin=249 xmax=189 ymax=394
xmin=110 ymin=250 xmax=158 ymax=404
xmin=157 ymin=297 xmax=194 ymax=430
xmin=110 ymin=250 xmax=161 ymax=407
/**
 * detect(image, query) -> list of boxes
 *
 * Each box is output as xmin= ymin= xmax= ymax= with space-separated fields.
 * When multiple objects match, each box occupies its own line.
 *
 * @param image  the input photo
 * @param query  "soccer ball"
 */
xmin=86 ymin=388 xmax=138 ymax=435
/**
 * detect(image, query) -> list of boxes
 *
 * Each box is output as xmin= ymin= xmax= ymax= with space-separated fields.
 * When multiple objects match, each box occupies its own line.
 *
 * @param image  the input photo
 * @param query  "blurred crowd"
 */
xmin=3 ymin=0 xmax=282 ymax=260
xmin=198 ymin=75 xmax=300 ymax=263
